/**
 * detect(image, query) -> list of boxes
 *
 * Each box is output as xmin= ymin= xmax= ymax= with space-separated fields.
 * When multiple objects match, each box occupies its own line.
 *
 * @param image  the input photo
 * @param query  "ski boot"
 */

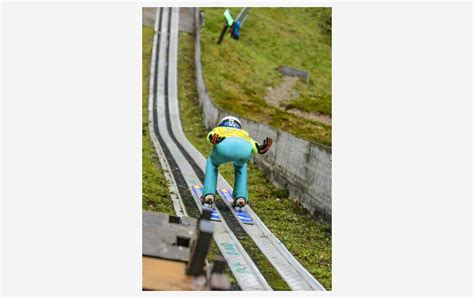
xmin=201 ymin=193 xmax=215 ymax=208
xmin=231 ymin=197 xmax=247 ymax=210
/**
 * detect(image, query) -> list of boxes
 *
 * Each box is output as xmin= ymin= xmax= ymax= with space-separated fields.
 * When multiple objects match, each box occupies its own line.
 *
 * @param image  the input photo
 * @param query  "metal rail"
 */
xmin=148 ymin=7 xmax=271 ymax=291
xmin=147 ymin=8 xmax=186 ymax=217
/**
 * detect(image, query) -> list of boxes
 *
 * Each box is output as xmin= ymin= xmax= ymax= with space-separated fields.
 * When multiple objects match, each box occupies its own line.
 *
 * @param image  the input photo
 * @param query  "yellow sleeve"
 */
xmin=244 ymin=131 xmax=258 ymax=154
xmin=250 ymin=138 xmax=258 ymax=154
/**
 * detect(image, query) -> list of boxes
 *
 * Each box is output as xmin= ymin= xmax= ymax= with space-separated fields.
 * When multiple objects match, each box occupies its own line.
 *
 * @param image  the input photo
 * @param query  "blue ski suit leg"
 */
xmin=232 ymin=161 xmax=248 ymax=200
xmin=202 ymin=137 xmax=253 ymax=201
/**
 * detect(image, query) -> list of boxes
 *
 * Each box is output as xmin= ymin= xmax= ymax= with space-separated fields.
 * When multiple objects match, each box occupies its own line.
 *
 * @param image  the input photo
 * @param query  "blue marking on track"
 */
xmin=192 ymin=185 xmax=221 ymax=222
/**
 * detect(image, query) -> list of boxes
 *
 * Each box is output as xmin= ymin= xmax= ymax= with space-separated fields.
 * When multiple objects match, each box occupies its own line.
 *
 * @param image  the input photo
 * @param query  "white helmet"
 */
xmin=218 ymin=116 xmax=242 ymax=129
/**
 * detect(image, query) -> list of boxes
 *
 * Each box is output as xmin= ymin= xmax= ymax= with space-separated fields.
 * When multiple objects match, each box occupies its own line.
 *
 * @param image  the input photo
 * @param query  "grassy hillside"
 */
xmin=200 ymin=8 xmax=332 ymax=146
xmin=178 ymin=31 xmax=332 ymax=290
xmin=142 ymin=25 xmax=174 ymax=214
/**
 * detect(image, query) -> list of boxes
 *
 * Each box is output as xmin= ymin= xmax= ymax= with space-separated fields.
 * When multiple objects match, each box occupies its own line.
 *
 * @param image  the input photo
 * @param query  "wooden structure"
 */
xmin=142 ymin=210 xmax=231 ymax=291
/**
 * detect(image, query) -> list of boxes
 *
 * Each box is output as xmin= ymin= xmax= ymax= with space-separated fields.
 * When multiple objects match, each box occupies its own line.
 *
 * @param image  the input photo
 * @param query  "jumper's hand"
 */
xmin=209 ymin=133 xmax=225 ymax=145
xmin=256 ymin=137 xmax=272 ymax=154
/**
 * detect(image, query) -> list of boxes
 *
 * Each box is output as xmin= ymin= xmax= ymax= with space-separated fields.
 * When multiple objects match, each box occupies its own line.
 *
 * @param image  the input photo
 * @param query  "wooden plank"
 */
xmin=217 ymin=23 xmax=229 ymax=45
xmin=186 ymin=219 xmax=214 ymax=275
xmin=142 ymin=257 xmax=205 ymax=291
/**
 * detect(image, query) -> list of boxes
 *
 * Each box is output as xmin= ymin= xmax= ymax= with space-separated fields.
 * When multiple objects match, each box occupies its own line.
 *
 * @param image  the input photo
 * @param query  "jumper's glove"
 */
xmin=256 ymin=137 xmax=272 ymax=154
xmin=209 ymin=133 xmax=225 ymax=145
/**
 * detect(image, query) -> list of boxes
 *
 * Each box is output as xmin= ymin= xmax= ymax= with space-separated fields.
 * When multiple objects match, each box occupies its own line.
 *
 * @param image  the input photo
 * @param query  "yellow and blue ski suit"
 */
xmin=203 ymin=126 xmax=258 ymax=201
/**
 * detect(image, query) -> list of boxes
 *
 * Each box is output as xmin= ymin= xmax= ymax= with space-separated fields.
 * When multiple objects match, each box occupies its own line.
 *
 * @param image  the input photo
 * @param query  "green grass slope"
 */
xmin=142 ymin=25 xmax=174 ymax=214
xmin=200 ymin=8 xmax=332 ymax=146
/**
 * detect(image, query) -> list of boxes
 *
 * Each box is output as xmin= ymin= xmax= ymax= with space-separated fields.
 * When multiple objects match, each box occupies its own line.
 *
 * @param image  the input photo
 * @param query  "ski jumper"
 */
xmin=203 ymin=126 xmax=258 ymax=202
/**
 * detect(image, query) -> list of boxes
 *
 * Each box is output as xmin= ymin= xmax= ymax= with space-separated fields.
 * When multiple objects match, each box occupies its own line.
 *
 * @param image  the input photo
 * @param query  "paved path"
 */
xmin=142 ymin=7 xmax=156 ymax=26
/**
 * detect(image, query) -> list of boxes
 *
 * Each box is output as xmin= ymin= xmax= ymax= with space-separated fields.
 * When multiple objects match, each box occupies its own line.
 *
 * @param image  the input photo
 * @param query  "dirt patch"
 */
xmin=287 ymin=108 xmax=332 ymax=125
xmin=265 ymin=76 xmax=299 ymax=108
xmin=264 ymin=76 xmax=332 ymax=126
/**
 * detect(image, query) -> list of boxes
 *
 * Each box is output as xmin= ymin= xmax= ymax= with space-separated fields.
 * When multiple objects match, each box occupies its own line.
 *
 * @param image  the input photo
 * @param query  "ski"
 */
xmin=219 ymin=188 xmax=254 ymax=225
xmin=191 ymin=185 xmax=221 ymax=221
